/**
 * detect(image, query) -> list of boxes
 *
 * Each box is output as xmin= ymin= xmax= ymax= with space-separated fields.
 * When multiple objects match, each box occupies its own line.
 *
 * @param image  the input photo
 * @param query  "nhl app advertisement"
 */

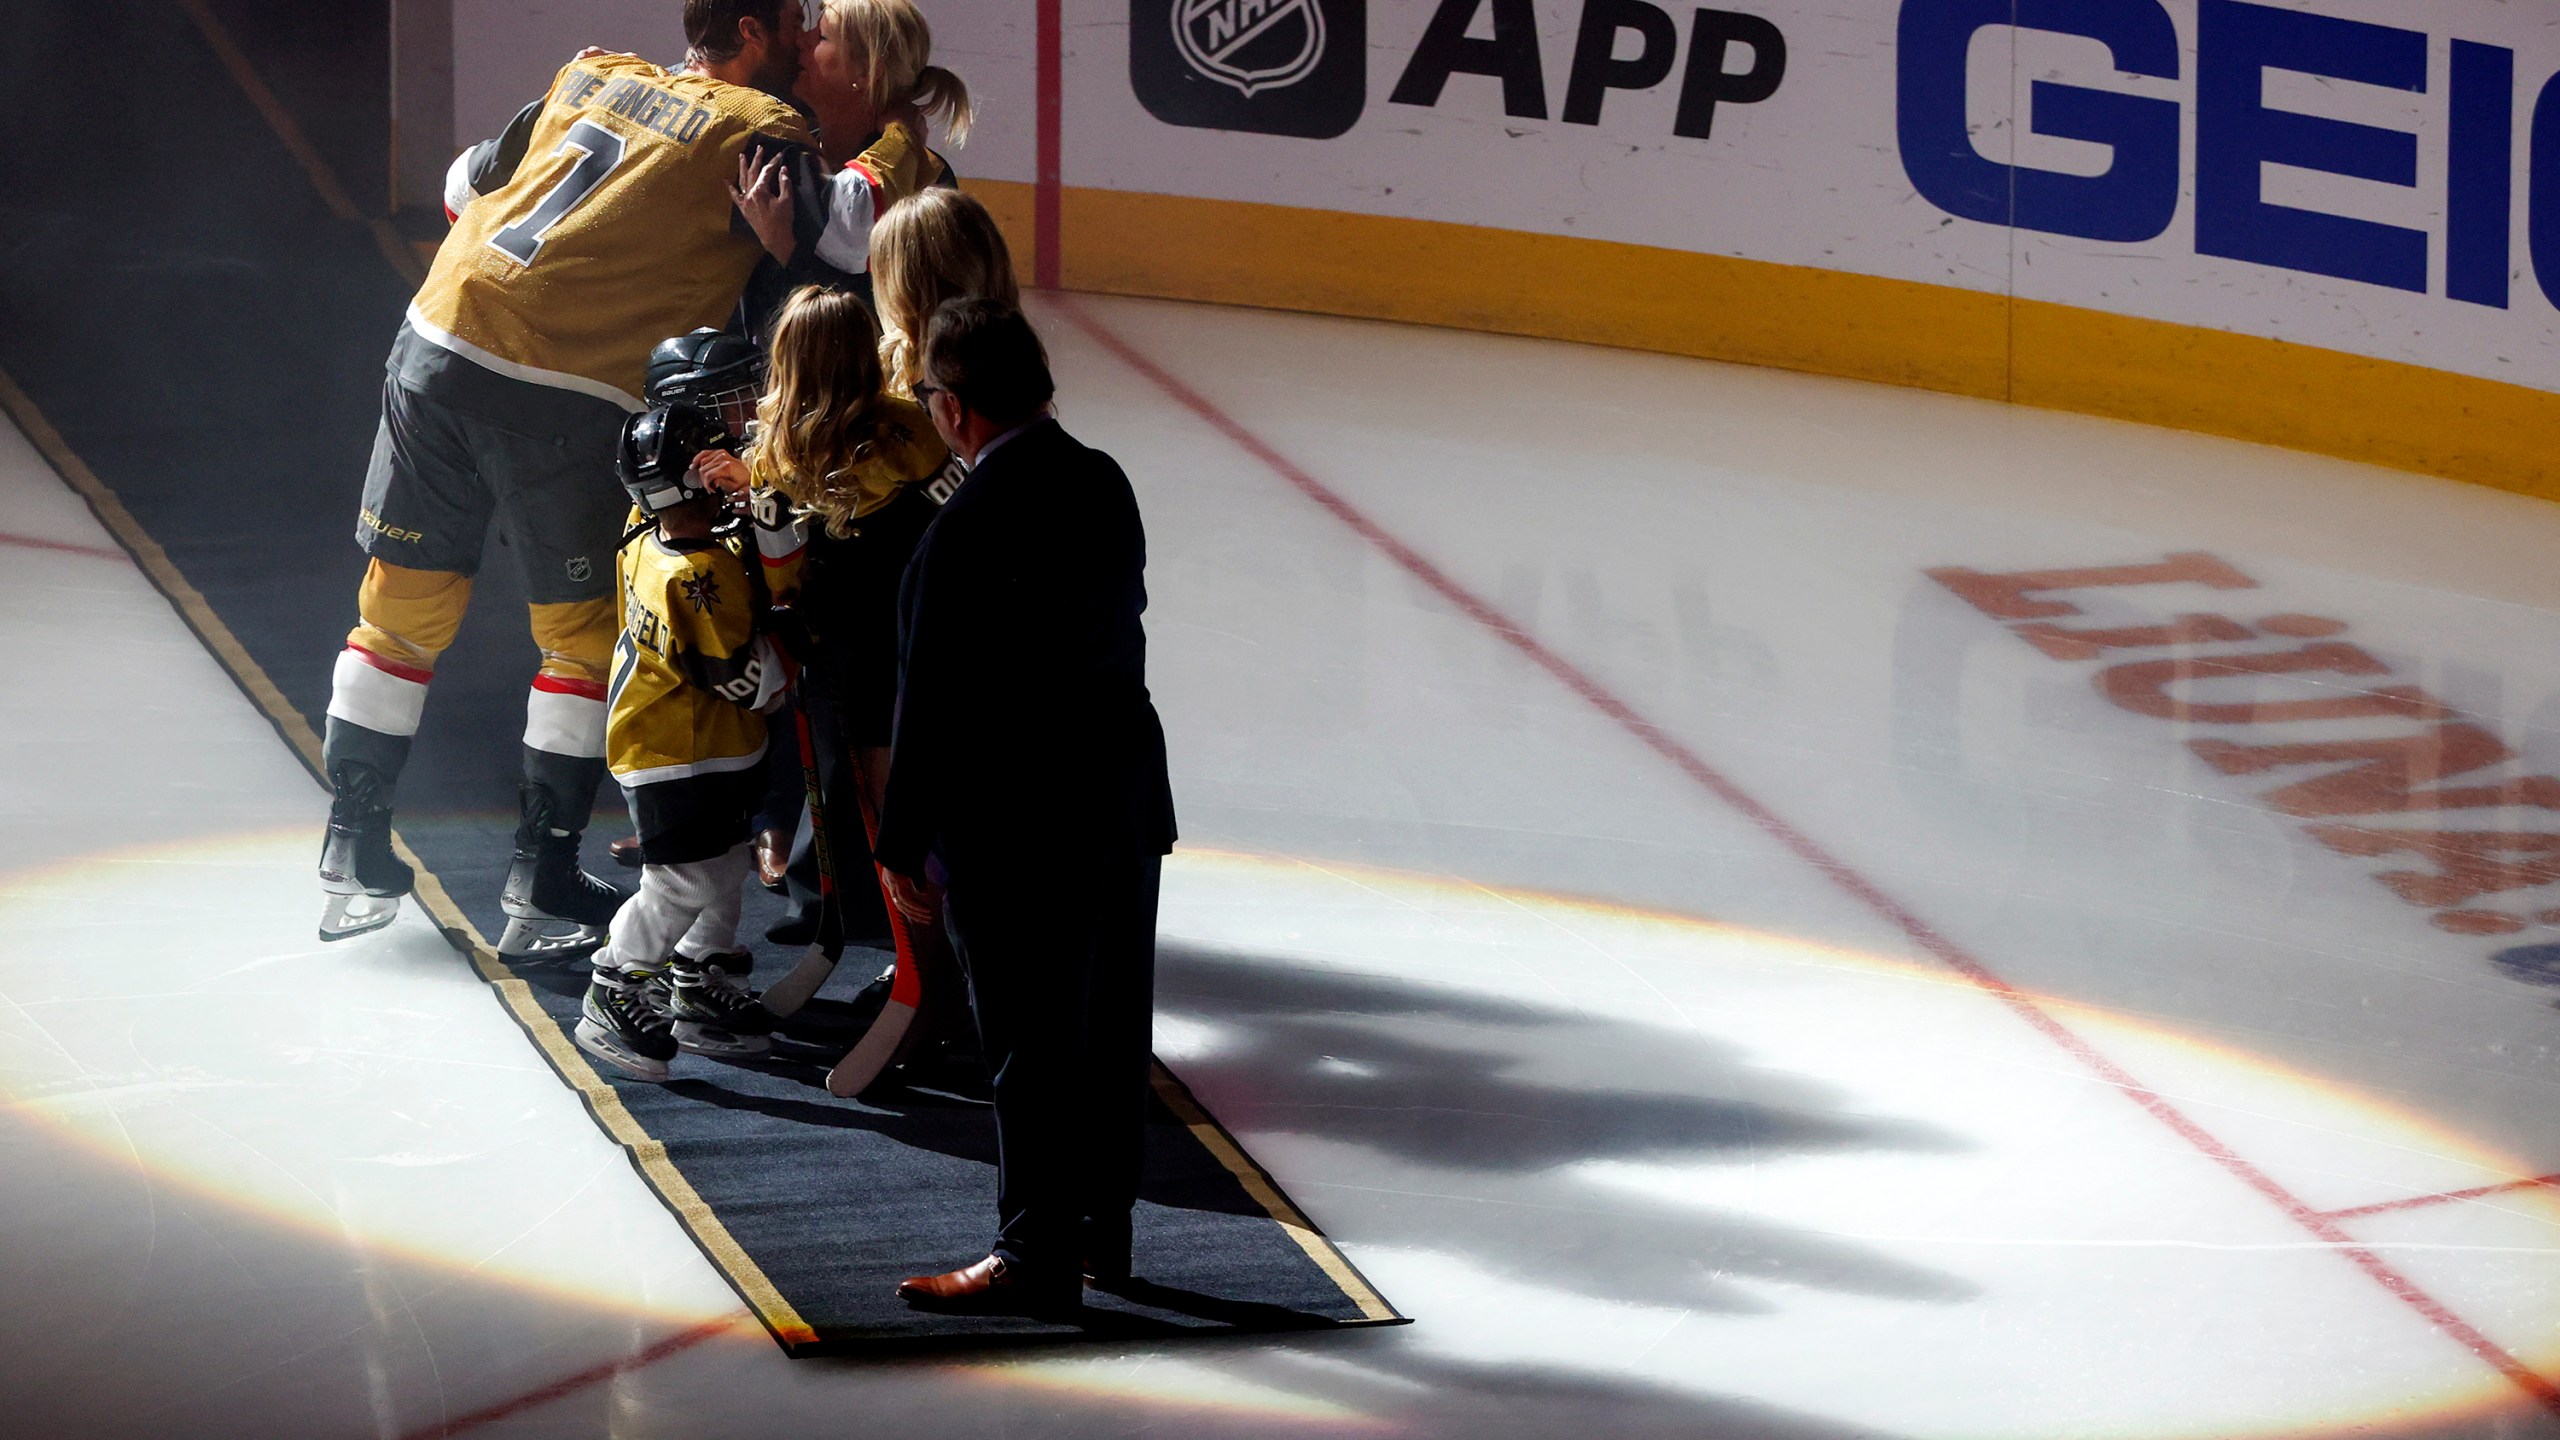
xmin=873 ymin=0 xmax=2560 ymax=404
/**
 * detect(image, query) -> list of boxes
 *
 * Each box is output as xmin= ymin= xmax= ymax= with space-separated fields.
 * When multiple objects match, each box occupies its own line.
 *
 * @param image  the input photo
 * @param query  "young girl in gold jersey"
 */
xmin=698 ymin=286 xmax=963 ymax=1089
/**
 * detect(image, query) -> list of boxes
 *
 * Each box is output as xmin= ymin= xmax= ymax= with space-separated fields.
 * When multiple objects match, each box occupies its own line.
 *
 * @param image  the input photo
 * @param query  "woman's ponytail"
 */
xmin=910 ymin=64 xmax=973 ymax=146
xmin=820 ymin=0 xmax=974 ymax=147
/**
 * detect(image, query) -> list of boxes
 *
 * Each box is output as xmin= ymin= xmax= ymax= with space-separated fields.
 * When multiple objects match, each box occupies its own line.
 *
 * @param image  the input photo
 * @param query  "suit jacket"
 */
xmin=874 ymin=418 xmax=1176 ymax=877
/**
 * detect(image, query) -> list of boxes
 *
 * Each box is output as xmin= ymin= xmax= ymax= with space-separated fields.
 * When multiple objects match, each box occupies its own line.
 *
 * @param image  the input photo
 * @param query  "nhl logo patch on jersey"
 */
xmin=1131 ymin=0 xmax=1363 ymax=139
xmin=566 ymin=556 xmax=593 ymax=584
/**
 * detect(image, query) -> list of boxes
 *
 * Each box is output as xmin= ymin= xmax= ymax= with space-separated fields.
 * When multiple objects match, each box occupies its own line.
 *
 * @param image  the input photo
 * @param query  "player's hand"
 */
xmin=571 ymin=46 xmax=621 ymax=61
xmin=692 ymin=449 xmax=751 ymax=497
xmin=881 ymin=868 xmax=937 ymax=924
xmin=731 ymin=149 xmax=796 ymax=264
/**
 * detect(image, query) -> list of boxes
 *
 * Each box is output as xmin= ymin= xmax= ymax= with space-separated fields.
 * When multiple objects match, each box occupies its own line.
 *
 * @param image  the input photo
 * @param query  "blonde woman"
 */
xmin=732 ymin=0 xmax=971 ymax=286
xmin=871 ymin=187 xmax=1020 ymax=397
xmin=697 ymin=286 xmax=965 ymax=1088
xmin=807 ymin=0 xmax=972 ymax=162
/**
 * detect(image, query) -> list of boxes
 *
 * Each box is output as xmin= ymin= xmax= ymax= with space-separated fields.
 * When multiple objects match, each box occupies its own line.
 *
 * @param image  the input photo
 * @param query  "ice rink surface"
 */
xmin=4 ymin=292 xmax=2560 ymax=1437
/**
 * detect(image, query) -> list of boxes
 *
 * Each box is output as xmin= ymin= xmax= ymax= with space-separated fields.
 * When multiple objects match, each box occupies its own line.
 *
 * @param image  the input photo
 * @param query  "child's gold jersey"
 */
xmin=608 ymin=518 xmax=772 ymax=787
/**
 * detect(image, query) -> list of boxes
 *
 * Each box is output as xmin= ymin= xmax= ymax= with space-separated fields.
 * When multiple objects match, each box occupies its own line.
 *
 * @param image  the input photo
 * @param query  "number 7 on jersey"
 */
xmin=488 ymin=120 xmax=628 ymax=266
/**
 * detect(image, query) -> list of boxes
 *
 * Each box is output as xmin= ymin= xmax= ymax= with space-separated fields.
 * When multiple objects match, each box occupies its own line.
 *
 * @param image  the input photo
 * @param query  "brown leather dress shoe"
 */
xmin=895 ymin=1254 xmax=1078 ymax=1313
xmin=753 ymin=827 xmax=789 ymax=893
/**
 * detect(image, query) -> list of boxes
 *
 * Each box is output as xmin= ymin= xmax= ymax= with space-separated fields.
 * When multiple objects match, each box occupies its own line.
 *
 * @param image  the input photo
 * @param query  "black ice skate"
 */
xmin=667 ymin=954 xmax=775 ymax=1057
xmin=575 ymin=967 xmax=676 ymax=1082
xmin=317 ymin=760 xmax=413 ymax=943
xmin=498 ymin=781 xmax=625 ymax=961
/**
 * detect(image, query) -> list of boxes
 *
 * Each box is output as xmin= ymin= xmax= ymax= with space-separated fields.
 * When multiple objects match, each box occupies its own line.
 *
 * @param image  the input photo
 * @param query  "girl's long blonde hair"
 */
xmin=819 ymin=0 xmax=974 ymax=145
xmin=748 ymin=286 xmax=889 ymax=538
xmin=871 ymin=188 xmax=1020 ymax=395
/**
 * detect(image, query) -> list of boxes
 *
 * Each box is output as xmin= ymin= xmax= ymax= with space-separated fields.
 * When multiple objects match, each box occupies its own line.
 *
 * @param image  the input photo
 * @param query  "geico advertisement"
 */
xmin=1026 ymin=0 xmax=2560 ymax=392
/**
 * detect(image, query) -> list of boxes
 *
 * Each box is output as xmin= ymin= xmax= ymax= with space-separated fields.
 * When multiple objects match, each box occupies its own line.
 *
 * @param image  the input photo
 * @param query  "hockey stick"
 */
xmin=756 ymin=699 xmax=840 ymax=1018
xmin=822 ymin=756 xmax=922 ymax=1097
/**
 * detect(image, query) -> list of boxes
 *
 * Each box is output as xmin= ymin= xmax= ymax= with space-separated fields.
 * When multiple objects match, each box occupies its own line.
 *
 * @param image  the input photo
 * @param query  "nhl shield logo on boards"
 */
xmin=1132 ymin=0 xmax=1363 ymax=138
xmin=1173 ymin=0 xmax=1324 ymax=98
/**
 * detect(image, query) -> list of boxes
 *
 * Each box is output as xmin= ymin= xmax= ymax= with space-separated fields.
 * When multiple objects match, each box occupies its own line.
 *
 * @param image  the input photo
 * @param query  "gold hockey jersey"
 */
xmin=809 ymin=121 xmax=948 ymax=274
xmin=414 ymin=54 xmax=813 ymax=409
xmin=745 ymin=392 xmax=958 ymax=606
xmin=608 ymin=518 xmax=773 ymax=787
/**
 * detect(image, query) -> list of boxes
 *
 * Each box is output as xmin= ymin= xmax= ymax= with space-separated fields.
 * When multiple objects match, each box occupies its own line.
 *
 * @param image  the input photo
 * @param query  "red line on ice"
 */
xmin=1049 ymin=293 xmax=2560 ymax=1418
xmin=394 ymin=1317 xmax=738 ymax=1439
xmin=0 ymin=529 xmax=126 ymax=562
xmin=1033 ymin=0 xmax=1062 ymax=289
xmin=2319 ymin=1174 xmax=2560 ymax=1223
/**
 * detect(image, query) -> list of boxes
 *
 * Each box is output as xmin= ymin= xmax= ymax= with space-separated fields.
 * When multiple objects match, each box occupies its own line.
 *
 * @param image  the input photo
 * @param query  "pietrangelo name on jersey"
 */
xmin=624 ymin=590 xmax=669 ymax=657
xmin=559 ymin=68 xmax=715 ymax=145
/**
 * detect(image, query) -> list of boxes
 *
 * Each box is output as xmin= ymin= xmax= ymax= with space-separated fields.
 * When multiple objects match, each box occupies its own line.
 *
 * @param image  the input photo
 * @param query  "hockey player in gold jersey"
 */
xmin=414 ymin=49 xmax=813 ymax=407
xmin=577 ymin=402 xmax=788 ymax=1081
xmin=319 ymin=0 xmax=825 ymax=955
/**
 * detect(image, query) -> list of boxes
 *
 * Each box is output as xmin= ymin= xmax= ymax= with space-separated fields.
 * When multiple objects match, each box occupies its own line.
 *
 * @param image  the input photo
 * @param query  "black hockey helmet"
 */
xmin=645 ymin=328 xmax=763 ymax=425
xmin=616 ymin=404 xmax=734 ymax=516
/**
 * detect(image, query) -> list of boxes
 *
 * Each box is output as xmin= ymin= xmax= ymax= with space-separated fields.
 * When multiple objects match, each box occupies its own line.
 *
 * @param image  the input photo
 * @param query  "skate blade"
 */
xmin=498 ymin=916 xmax=608 ymax=962
xmin=672 ymin=1021 xmax=771 ymax=1057
xmin=573 ymin=1020 xmax=670 ymax=1082
xmin=825 ymin=999 xmax=917 ymax=1098
xmin=757 ymin=944 xmax=838 ymax=1018
xmin=318 ymin=891 xmax=401 ymax=943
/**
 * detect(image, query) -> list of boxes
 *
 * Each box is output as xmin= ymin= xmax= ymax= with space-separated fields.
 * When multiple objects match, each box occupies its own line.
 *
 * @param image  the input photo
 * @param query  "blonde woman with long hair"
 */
xmin=696 ymin=285 xmax=965 ymax=1087
xmin=871 ymin=187 xmax=1020 ymax=396
xmin=808 ymin=0 xmax=972 ymax=158
xmin=732 ymin=0 xmax=970 ymax=286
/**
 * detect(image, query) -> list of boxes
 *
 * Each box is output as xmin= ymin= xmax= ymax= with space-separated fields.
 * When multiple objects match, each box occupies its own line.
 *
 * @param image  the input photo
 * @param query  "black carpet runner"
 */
xmin=435 ymin=854 xmax=1399 ymax=1351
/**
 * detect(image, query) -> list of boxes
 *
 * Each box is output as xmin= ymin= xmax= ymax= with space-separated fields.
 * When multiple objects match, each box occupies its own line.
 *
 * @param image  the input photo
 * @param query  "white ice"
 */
xmin=2 ymin=293 xmax=2558 ymax=1438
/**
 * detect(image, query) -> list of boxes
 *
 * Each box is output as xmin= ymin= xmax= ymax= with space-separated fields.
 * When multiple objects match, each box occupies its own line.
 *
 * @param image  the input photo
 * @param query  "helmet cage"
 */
xmin=646 ymin=329 xmax=765 ymax=434
xmin=690 ymin=375 xmax=765 ymax=435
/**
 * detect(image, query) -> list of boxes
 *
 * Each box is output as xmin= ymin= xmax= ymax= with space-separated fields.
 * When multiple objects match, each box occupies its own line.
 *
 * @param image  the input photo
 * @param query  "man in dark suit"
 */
xmin=877 ymin=299 xmax=1177 ymax=1310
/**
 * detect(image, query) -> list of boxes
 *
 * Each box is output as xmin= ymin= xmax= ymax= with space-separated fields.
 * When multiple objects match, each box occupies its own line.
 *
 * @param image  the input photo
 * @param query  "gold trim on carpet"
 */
xmin=1149 ymin=1062 xmax=1403 ymax=1323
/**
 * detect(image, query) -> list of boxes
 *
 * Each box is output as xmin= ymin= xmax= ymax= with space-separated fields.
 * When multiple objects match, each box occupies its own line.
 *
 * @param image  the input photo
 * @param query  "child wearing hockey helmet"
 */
xmin=574 ymin=387 xmax=792 ymax=1082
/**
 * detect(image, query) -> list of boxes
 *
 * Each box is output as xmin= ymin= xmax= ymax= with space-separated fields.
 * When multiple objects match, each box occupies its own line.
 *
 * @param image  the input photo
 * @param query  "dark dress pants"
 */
xmin=942 ymin=845 xmax=1162 ymax=1272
